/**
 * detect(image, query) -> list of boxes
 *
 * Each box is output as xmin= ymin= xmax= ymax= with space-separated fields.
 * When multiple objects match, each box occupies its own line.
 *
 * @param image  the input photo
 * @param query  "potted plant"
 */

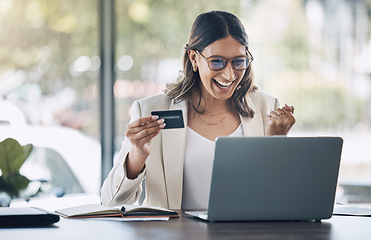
xmin=0 ymin=138 xmax=33 ymax=207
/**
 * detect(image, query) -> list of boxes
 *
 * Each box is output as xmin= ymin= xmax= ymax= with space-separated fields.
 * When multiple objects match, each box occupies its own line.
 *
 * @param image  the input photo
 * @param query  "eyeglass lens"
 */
xmin=209 ymin=56 xmax=250 ymax=71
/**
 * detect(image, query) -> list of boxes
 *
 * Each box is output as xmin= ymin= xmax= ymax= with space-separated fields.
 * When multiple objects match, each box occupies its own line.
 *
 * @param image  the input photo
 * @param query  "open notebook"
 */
xmin=56 ymin=204 xmax=178 ymax=219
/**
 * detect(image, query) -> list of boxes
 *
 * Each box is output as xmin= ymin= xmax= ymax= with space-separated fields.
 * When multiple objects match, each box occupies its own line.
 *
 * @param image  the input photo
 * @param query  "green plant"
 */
xmin=0 ymin=138 xmax=33 ymax=198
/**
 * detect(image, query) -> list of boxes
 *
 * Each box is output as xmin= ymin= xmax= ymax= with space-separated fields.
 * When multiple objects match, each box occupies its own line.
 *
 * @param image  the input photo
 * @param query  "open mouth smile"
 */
xmin=213 ymin=79 xmax=234 ymax=89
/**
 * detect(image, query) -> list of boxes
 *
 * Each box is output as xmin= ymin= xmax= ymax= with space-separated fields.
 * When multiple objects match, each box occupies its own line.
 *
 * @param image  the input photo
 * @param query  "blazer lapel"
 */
xmin=240 ymin=95 xmax=265 ymax=136
xmin=161 ymin=100 xmax=188 ymax=209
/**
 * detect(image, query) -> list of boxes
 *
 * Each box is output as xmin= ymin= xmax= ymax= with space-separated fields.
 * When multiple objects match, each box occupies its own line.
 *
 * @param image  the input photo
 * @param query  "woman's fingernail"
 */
xmin=160 ymin=123 xmax=166 ymax=128
xmin=158 ymin=119 xmax=165 ymax=124
xmin=152 ymin=115 xmax=159 ymax=120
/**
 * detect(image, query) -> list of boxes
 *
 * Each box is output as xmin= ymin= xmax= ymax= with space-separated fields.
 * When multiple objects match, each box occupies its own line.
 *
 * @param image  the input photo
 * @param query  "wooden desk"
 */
xmin=1 ymin=212 xmax=370 ymax=240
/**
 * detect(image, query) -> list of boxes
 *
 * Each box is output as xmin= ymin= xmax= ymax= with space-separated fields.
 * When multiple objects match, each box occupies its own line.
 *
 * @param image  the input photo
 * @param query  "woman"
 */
xmin=101 ymin=11 xmax=295 ymax=210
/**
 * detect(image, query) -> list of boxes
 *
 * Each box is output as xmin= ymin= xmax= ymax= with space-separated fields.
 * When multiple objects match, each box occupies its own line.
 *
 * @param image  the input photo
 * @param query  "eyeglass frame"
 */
xmin=195 ymin=49 xmax=254 ymax=71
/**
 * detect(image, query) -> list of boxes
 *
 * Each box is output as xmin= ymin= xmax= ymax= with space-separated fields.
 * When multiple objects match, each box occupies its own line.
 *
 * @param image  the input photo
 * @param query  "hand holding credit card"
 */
xmin=151 ymin=110 xmax=185 ymax=129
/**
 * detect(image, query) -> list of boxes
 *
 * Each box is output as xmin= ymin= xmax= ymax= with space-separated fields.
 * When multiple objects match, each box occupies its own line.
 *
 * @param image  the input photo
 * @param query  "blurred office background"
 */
xmin=0 ymin=0 xmax=371 ymax=203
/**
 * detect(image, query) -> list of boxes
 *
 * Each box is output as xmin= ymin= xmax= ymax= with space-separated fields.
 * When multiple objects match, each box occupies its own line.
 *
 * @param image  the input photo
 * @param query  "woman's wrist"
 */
xmin=125 ymin=150 xmax=147 ymax=179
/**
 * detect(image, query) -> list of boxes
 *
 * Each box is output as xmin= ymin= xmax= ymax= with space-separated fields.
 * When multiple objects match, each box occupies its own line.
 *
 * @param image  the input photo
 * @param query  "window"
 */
xmin=0 ymin=0 xmax=100 ymax=194
xmin=1 ymin=0 xmax=370 ymax=203
xmin=114 ymin=0 xmax=371 ymax=203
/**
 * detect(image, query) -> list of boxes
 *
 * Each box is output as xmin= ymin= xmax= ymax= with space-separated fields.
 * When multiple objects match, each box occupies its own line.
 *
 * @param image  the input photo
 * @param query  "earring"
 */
xmin=192 ymin=65 xmax=198 ymax=72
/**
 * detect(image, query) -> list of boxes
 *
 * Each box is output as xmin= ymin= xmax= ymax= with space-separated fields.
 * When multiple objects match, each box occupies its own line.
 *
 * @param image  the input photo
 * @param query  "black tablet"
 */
xmin=0 ymin=207 xmax=60 ymax=227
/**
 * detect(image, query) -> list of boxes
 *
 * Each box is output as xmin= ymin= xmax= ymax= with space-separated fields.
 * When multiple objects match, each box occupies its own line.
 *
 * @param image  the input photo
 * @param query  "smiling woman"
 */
xmin=101 ymin=10 xmax=295 ymax=210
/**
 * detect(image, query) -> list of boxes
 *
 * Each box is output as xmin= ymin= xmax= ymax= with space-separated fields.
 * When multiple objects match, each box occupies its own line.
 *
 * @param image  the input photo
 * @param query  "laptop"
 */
xmin=186 ymin=136 xmax=343 ymax=222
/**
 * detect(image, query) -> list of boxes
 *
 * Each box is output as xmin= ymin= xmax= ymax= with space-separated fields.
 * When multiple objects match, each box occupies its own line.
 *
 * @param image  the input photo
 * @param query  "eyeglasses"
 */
xmin=195 ymin=49 xmax=254 ymax=71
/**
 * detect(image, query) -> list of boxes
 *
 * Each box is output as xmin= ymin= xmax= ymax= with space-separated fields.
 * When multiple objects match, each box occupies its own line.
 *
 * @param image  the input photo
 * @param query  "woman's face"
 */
xmin=189 ymin=36 xmax=247 ymax=102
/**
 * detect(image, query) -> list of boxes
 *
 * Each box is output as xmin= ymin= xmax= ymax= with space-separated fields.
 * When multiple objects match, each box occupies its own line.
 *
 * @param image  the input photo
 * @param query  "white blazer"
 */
xmin=100 ymin=90 xmax=279 ymax=209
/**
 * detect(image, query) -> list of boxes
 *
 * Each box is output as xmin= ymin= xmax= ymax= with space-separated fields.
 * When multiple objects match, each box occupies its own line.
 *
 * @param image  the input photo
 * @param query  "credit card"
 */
xmin=151 ymin=110 xmax=185 ymax=129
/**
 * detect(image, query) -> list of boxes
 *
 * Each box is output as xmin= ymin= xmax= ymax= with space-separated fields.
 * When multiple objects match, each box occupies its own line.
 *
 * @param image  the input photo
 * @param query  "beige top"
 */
xmin=100 ymin=91 xmax=279 ymax=209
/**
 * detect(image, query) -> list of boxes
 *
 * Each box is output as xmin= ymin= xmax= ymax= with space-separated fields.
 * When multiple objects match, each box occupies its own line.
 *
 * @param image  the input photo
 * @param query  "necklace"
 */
xmin=196 ymin=108 xmax=230 ymax=125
